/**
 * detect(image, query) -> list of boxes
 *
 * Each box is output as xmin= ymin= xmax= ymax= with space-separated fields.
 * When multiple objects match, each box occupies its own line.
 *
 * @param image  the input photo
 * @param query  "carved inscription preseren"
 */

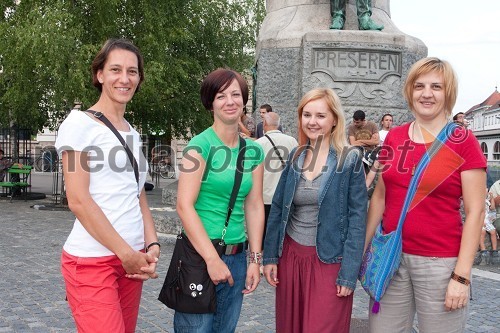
xmin=312 ymin=48 xmax=402 ymax=83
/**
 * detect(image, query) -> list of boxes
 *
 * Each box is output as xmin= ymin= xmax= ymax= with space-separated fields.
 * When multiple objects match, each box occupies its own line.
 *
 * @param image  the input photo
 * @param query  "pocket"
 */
xmin=436 ymin=257 xmax=458 ymax=272
xmin=158 ymin=235 xmax=217 ymax=314
xmin=177 ymin=259 xmax=213 ymax=299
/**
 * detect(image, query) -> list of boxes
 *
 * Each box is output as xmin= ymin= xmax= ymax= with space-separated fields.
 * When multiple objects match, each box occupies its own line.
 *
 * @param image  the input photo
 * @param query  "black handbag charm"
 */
xmin=158 ymin=136 xmax=246 ymax=313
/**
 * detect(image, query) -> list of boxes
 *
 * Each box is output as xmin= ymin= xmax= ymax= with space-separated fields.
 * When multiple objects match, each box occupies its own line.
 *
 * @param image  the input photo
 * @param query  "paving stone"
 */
xmin=1 ymin=187 xmax=499 ymax=332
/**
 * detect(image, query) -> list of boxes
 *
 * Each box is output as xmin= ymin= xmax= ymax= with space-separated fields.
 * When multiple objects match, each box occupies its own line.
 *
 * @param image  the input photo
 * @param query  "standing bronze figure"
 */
xmin=330 ymin=0 xmax=384 ymax=30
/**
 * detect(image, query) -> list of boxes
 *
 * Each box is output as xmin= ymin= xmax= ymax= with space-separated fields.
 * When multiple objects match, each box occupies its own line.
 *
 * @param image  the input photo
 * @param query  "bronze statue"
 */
xmin=330 ymin=0 xmax=383 ymax=31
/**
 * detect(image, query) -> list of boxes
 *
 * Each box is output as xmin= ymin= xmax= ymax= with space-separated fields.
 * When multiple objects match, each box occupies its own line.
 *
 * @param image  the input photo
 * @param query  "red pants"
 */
xmin=61 ymin=250 xmax=143 ymax=333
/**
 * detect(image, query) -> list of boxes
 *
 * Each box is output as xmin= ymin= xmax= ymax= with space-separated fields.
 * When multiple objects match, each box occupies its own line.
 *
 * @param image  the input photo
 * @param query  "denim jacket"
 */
xmin=263 ymin=146 xmax=367 ymax=290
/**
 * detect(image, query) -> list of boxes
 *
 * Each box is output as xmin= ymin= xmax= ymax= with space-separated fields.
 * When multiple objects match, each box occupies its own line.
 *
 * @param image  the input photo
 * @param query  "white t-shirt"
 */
xmin=379 ymin=129 xmax=389 ymax=145
xmin=490 ymin=180 xmax=500 ymax=216
xmin=55 ymin=110 xmax=148 ymax=257
xmin=255 ymin=130 xmax=298 ymax=204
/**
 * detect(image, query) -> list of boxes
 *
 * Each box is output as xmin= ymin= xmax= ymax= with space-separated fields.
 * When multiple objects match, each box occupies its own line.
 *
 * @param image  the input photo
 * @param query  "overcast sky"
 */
xmin=390 ymin=0 xmax=500 ymax=115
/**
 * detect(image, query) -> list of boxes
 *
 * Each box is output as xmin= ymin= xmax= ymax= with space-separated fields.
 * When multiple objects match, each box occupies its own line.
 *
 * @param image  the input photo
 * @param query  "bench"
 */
xmin=0 ymin=165 xmax=32 ymax=202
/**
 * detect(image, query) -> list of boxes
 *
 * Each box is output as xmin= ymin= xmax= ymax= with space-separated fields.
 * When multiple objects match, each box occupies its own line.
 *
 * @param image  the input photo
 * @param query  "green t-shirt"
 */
xmin=185 ymin=127 xmax=264 ymax=243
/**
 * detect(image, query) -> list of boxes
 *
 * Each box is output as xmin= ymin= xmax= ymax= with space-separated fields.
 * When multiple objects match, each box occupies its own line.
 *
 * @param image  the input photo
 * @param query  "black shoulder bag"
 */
xmin=82 ymin=110 xmax=140 ymax=198
xmin=158 ymin=136 xmax=246 ymax=314
xmin=264 ymin=134 xmax=285 ymax=169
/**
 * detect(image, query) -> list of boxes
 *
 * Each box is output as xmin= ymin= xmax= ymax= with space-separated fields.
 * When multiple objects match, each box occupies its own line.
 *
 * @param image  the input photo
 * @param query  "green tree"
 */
xmin=0 ymin=0 xmax=265 ymax=140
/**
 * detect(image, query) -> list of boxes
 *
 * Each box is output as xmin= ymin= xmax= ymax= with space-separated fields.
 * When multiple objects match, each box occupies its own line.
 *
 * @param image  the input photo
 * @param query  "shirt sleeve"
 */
xmin=185 ymin=134 xmax=210 ymax=161
xmin=490 ymin=181 xmax=500 ymax=197
xmin=347 ymin=124 xmax=354 ymax=137
xmin=55 ymin=112 xmax=95 ymax=154
xmin=458 ymin=129 xmax=487 ymax=172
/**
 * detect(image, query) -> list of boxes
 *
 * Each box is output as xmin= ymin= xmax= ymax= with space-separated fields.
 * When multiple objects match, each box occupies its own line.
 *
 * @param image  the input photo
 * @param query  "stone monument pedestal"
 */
xmin=255 ymin=0 xmax=427 ymax=135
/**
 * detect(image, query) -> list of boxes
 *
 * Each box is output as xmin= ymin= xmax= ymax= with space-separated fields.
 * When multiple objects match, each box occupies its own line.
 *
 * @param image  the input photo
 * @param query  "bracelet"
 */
xmin=146 ymin=242 xmax=161 ymax=253
xmin=450 ymin=271 xmax=470 ymax=286
xmin=247 ymin=251 xmax=262 ymax=265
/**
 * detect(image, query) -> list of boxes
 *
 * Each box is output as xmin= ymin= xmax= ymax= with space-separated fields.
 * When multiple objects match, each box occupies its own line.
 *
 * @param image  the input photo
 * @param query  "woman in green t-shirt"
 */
xmin=174 ymin=68 xmax=265 ymax=332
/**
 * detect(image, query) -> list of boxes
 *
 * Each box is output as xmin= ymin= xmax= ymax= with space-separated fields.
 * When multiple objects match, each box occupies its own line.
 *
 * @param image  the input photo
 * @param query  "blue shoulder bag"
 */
xmin=358 ymin=122 xmax=457 ymax=313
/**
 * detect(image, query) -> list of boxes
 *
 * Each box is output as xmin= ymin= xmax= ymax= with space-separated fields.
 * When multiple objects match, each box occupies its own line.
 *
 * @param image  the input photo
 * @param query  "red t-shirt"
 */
xmin=379 ymin=122 xmax=486 ymax=257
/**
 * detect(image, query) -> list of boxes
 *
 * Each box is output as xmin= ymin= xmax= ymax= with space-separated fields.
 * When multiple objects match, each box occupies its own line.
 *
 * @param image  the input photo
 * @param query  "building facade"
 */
xmin=465 ymin=89 xmax=500 ymax=167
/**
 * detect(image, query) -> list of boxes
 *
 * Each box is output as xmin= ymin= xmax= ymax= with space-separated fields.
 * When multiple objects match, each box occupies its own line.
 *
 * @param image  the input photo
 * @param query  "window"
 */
xmin=481 ymin=142 xmax=489 ymax=159
xmin=494 ymin=142 xmax=500 ymax=160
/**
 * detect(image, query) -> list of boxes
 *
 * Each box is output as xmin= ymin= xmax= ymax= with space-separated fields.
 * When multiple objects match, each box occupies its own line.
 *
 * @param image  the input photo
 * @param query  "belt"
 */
xmin=223 ymin=241 xmax=248 ymax=255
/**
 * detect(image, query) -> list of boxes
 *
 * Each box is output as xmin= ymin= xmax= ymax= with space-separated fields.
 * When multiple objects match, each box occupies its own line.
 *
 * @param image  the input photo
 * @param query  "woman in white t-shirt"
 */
xmin=55 ymin=39 xmax=159 ymax=332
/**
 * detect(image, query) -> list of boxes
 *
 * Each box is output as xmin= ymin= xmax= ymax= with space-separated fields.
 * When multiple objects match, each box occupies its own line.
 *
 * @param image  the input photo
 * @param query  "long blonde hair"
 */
xmin=297 ymin=88 xmax=347 ymax=155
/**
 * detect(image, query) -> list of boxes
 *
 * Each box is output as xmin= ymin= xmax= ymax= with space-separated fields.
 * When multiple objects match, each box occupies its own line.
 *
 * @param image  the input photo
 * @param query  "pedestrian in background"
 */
xmin=478 ymin=189 xmax=499 ymax=264
xmin=254 ymin=104 xmax=283 ymax=139
xmin=255 ymin=112 xmax=297 ymax=248
xmin=453 ymin=112 xmax=465 ymax=125
xmin=0 ymin=149 xmax=14 ymax=182
xmin=263 ymin=88 xmax=367 ymax=333
xmin=348 ymin=110 xmax=380 ymax=176
xmin=366 ymin=57 xmax=486 ymax=333
xmin=378 ymin=113 xmax=393 ymax=144
xmin=365 ymin=113 xmax=393 ymax=189
xmin=55 ymin=38 xmax=160 ymax=332
xmin=175 ymin=68 xmax=264 ymax=332
xmin=489 ymin=179 xmax=500 ymax=239
xmin=238 ymin=107 xmax=256 ymax=138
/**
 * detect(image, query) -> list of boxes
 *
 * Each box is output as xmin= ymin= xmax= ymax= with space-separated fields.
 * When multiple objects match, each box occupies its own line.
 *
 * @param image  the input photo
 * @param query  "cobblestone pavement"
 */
xmin=1 ymin=188 xmax=499 ymax=332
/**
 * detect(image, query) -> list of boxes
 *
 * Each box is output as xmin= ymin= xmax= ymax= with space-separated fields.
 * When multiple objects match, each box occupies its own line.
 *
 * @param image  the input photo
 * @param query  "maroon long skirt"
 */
xmin=276 ymin=235 xmax=353 ymax=333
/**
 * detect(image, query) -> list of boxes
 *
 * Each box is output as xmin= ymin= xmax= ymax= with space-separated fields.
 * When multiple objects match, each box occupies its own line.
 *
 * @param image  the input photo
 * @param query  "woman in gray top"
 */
xmin=263 ymin=88 xmax=367 ymax=333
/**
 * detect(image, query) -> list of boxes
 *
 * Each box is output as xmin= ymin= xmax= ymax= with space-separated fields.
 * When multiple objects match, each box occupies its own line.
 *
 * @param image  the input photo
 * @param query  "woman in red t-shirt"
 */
xmin=365 ymin=57 xmax=486 ymax=333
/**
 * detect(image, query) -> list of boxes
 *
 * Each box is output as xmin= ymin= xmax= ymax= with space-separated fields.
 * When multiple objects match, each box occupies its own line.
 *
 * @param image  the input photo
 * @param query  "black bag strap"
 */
xmin=220 ymin=136 xmax=246 ymax=241
xmin=82 ymin=110 xmax=140 ymax=195
xmin=264 ymin=134 xmax=285 ymax=168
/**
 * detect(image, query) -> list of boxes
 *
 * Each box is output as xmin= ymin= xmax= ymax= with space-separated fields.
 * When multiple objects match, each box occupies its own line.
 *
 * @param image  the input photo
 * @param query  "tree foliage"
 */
xmin=0 ymin=0 xmax=265 ymax=139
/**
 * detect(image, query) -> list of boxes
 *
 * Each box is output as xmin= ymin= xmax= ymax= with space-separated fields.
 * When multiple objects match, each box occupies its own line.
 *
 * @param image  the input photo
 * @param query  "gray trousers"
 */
xmin=368 ymin=253 xmax=468 ymax=333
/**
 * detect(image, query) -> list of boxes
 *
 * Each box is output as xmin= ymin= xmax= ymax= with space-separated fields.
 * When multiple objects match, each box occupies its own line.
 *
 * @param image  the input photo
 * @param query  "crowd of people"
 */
xmin=53 ymin=38 xmax=495 ymax=333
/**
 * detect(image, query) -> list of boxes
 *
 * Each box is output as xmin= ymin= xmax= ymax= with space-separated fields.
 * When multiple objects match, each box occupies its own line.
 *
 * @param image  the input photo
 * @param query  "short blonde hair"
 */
xmin=297 ymin=88 xmax=347 ymax=155
xmin=404 ymin=57 xmax=458 ymax=117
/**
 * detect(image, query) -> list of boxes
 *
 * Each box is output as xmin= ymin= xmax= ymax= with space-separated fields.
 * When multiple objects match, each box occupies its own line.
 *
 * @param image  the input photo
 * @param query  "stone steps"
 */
xmin=150 ymin=181 xmax=181 ymax=235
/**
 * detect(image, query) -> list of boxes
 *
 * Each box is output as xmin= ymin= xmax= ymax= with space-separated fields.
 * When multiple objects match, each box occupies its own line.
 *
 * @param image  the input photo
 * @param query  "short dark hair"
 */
xmin=200 ymin=68 xmax=248 ymax=111
xmin=91 ymin=38 xmax=145 ymax=93
xmin=353 ymin=110 xmax=366 ymax=120
xmin=259 ymin=104 xmax=272 ymax=113
xmin=453 ymin=112 xmax=464 ymax=121
xmin=0 ymin=149 xmax=4 ymax=155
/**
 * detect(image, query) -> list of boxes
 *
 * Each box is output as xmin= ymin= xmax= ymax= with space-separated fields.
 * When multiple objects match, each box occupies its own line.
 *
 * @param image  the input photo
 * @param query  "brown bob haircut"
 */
xmin=403 ymin=57 xmax=458 ymax=117
xmin=91 ymin=38 xmax=145 ymax=93
xmin=200 ymin=68 xmax=248 ymax=111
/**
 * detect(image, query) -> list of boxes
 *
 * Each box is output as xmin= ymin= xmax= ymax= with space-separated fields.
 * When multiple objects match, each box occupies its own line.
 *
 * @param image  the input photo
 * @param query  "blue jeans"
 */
xmin=173 ymin=251 xmax=247 ymax=333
